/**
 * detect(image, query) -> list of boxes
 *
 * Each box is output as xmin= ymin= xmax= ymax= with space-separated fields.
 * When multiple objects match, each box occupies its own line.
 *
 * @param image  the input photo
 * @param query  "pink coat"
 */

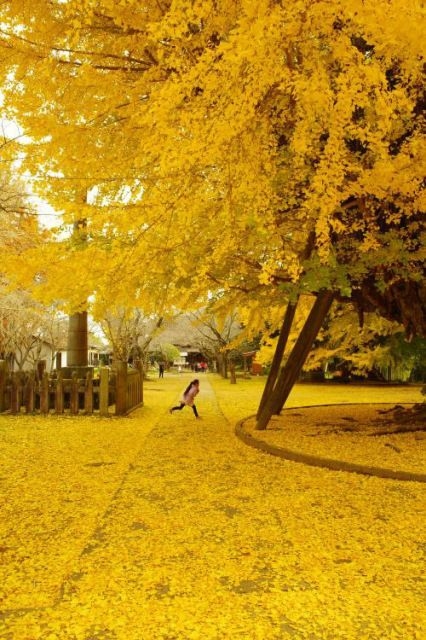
xmin=182 ymin=385 xmax=199 ymax=406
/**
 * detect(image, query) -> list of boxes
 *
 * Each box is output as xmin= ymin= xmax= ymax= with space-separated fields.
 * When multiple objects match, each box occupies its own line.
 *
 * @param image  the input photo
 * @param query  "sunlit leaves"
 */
xmin=0 ymin=0 xmax=424 ymax=337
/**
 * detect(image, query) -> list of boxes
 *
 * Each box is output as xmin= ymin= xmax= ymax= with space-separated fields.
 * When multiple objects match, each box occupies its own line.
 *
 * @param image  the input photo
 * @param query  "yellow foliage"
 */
xmin=0 ymin=0 xmax=423 ymax=332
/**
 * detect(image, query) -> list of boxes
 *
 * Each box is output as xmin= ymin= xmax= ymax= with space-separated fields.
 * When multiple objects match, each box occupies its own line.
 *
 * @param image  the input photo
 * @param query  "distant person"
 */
xmin=169 ymin=379 xmax=200 ymax=418
xmin=159 ymin=362 xmax=165 ymax=378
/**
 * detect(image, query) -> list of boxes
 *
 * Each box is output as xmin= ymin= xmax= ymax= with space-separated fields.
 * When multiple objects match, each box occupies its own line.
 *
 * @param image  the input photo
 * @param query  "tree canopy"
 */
xmin=0 ymin=1 xmax=424 ymax=339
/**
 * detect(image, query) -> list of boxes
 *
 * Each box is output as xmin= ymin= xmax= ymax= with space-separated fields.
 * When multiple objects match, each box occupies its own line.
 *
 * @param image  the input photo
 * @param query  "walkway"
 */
xmin=1 ymin=375 xmax=425 ymax=639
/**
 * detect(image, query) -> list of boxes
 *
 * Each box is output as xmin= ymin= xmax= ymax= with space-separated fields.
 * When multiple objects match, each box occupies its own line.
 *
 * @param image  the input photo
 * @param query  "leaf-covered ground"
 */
xmin=242 ymin=404 xmax=425 ymax=476
xmin=0 ymin=374 xmax=424 ymax=639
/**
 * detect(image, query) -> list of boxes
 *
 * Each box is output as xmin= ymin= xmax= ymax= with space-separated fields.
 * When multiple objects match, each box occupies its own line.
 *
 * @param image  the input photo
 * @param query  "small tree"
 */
xmin=190 ymin=308 xmax=242 ymax=379
xmin=98 ymin=308 xmax=163 ymax=371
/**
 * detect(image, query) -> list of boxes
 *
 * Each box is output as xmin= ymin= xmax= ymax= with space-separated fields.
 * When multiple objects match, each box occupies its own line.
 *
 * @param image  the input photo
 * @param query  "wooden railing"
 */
xmin=0 ymin=361 xmax=143 ymax=416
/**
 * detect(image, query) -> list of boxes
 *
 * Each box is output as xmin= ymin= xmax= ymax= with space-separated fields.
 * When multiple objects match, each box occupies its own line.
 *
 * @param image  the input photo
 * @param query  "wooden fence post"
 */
xmin=40 ymin=371 xmax=49 ymax=414
xmin=70 ymin=372 xmax=79 ymax=414
xmin=99 ymin=367 xmax=109 ymax=417
xmin=85 ymin=370 xmax=93 ymax=414
xmin=0 ymin=360 xmax=7 ymax=413
xmin=56 ymin=371 xmax=64 ymax=414
xmin=25 ymin=373 xmax=35 ymax=413
xmin=11 ymin=374 xmax=20 ymax=414
xmin=115 ymin=361 xmax=128 ymax=415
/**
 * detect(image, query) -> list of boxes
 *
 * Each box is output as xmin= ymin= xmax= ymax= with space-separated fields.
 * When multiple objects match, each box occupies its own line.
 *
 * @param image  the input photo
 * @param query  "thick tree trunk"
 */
xmin=256 ymin=290 xmax=334 ymax=430
xmin=66 ymin=213 xmax=89 ymax=370
xmin=256 ymin=300 xmax=298 ymax=419
xmin=217 ymin=352 xmax=228 ymax=378
xmin=67 ymin=311 xmax=88 ymax=367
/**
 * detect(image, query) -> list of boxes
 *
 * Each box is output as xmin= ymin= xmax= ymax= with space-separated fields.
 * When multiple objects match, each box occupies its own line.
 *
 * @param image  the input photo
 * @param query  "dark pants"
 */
xmin=171 ymin=402 xmax=199 ymax=418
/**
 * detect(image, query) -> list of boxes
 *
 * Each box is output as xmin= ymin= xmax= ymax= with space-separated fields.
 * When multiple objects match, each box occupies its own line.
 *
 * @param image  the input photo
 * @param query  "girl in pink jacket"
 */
xmin=170 ymin=379 xmax=200 ymax=418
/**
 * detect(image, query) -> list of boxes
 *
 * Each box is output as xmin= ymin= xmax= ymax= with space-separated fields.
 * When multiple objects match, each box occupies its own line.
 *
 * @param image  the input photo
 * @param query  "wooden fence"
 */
xmin=0 ymin=361 xmax=143 ymax=416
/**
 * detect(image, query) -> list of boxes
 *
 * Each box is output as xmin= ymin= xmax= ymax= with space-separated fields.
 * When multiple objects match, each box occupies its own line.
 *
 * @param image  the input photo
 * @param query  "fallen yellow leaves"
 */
xmin=0 ymin=375 xmax=424 ymax=639
xmin=0 ymin=414 xmax=155 ymax=610
xmin=242 ymin=404 xmax=425 ymax=475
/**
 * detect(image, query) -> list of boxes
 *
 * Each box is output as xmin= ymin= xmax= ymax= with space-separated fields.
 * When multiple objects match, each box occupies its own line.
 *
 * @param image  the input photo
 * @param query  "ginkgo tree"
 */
xmin=0 ymin=0 xmax=424 ymax=428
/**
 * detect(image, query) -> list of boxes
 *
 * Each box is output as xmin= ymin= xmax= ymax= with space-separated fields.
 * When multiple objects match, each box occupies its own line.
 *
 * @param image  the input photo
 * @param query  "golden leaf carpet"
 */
xmin=0 ymin=374 xmax=424 ymax=640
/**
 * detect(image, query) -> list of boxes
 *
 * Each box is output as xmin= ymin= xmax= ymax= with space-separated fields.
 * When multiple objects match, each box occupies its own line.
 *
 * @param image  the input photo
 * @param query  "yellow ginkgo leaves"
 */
xmin=0 ymin=374 xmax=424 ymax=639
